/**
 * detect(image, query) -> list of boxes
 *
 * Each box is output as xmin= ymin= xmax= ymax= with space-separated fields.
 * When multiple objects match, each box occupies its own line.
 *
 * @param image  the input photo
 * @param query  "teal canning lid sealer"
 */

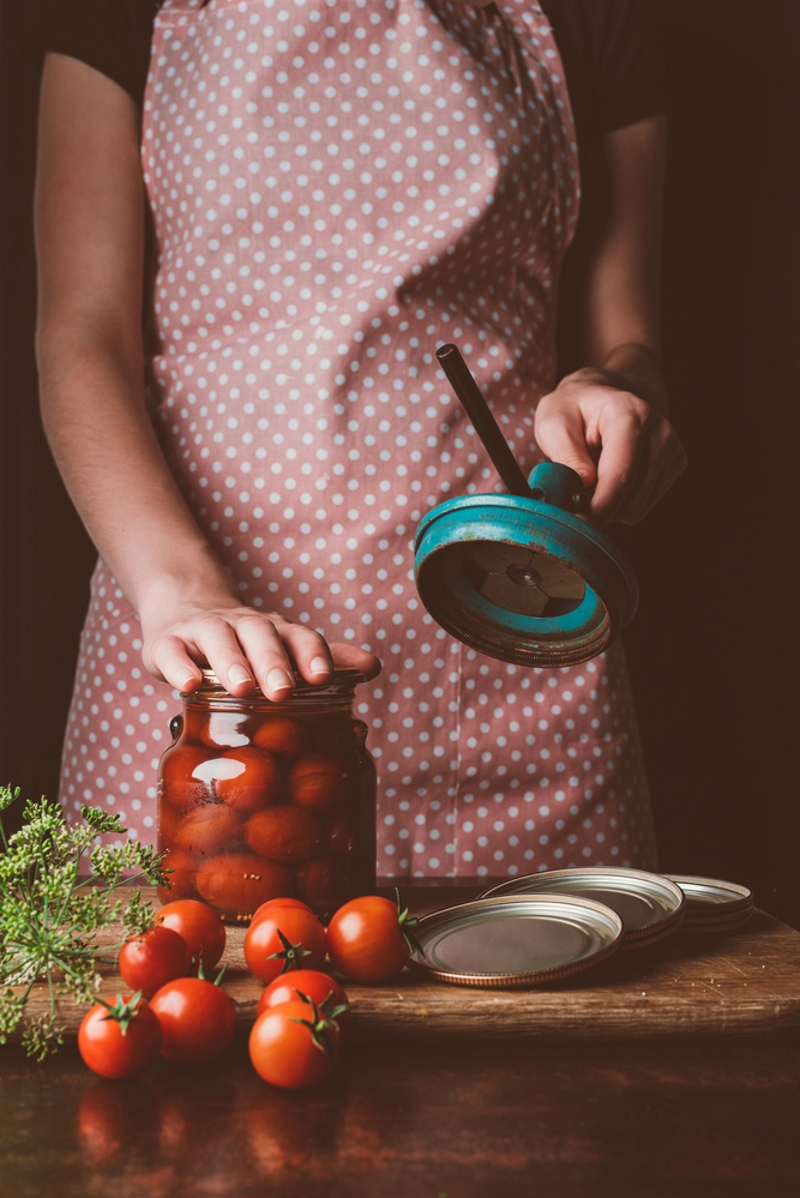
xmin=413 ymin=347 xmax=639 ymax=668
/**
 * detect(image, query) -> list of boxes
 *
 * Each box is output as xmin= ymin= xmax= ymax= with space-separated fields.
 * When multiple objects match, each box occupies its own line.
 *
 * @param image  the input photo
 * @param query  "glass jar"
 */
xmin=157 ymin=669 xmax=376 ymax=923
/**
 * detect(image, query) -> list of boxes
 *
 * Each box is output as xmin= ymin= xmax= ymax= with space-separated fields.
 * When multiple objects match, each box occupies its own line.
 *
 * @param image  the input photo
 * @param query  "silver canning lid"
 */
xmin=663 ymin=875 xmax=753 ymax=920
xmin=481 ymin=868 xmax=686 ymax=949
xmin=408 ymin=894 xmax=624 ymax=988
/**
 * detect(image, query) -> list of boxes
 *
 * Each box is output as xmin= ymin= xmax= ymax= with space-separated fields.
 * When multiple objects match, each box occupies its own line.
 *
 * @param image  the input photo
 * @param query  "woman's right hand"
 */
xmin=140 ymin=599 xmax=382 ymax=702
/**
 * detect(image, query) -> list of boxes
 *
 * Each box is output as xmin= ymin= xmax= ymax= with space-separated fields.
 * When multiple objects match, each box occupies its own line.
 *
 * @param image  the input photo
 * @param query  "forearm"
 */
xmin=37 ymin=324 xmax=238 ymax=622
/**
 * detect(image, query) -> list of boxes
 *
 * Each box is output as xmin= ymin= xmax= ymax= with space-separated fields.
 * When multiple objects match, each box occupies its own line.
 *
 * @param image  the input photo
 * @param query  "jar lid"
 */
xmin=663 ymin=875 xmax=754 ymax=928
xmin=408 ymin=894 xmax=624 ymax=987
xmin=191 ymin=667 xmax=366 ymax=696
xmin=413 ymin=464 xmax=639 ymax=668
xmin=480 ymin=867 xmax=686 ymax=950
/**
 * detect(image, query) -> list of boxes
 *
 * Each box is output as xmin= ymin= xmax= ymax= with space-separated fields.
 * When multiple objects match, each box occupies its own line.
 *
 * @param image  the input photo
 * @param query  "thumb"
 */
xmin=534 ymin=402 xmax=598 ymax=490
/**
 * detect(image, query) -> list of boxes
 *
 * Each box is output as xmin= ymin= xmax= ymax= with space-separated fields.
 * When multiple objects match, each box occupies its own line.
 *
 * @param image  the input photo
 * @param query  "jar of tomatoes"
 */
xmin=157 ymin=669 xmax=376 ymax=922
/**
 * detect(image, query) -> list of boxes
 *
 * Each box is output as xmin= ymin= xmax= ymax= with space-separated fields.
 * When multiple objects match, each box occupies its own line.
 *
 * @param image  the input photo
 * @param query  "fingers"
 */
xmin=585 ymin=409 xmax=647 ymax=527
xmin=251 ymin=618 xmax=333 ymax=690
xmin=144 ymin=635 xmax=205 ymax=693
xmin=615 ymin=429 xmax=688 ymax=525
xmin=534 ymin=397 xmax=598 ymax=491
xmin=329 ymin=643 xmax=383 ymax=680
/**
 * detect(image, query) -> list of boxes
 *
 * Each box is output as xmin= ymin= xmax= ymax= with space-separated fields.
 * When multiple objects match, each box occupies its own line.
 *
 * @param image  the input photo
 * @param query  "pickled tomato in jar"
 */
xmin=157 ymin=670 xmax=376 ymax=921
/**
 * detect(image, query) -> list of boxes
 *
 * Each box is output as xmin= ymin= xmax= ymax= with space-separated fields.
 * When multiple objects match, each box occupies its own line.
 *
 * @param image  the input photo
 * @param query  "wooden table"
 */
xmin=2 ymin=879 xmax=800 ymax=1198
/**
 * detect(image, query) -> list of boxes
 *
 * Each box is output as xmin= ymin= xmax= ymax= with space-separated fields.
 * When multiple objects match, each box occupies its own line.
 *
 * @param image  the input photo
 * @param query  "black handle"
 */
xmin=436 ymin=344 xmax=532 ymax=498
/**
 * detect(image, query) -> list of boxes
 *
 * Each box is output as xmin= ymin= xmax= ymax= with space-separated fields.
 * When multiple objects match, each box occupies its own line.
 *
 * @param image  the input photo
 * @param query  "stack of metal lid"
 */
xmin=481 ymin=868 xmax=686 ymax=950
xmin=408 ymin=867 xmax=753 ymax=988
xmin=663 ymin=875 xmax=754 ymax=933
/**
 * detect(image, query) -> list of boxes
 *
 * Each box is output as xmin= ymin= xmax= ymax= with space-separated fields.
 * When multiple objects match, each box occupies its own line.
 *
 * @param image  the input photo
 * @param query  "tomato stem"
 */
xmin=395 ymin=888 xmax=423 ymax=956
xmin=268 ymin=927 xmax=313 ymax=974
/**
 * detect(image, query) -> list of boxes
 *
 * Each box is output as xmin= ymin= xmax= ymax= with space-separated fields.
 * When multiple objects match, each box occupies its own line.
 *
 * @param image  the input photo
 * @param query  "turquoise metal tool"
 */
xmin=413 ymin=346 xmax=639 ymax=667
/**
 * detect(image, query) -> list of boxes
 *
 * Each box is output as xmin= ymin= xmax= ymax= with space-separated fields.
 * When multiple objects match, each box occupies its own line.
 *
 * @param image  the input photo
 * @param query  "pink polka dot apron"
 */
xmin=59 ymin=0 xmax=658 ymax=877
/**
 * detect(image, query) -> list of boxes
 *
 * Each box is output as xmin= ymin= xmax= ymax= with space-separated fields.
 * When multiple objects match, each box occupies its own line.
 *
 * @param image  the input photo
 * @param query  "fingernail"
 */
xmin=228 ymin=665 xmax=252 ymax=686
xmin=310 ymin=656 xmax=330 ymax=675
xmin=176 ymin=668 xmax=196 ymax=687
xmin=267 ymin=668 xmax=293 ymax=692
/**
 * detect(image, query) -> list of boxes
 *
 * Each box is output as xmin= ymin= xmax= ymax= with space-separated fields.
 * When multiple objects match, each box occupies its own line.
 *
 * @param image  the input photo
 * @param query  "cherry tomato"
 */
xmin=248 ymin=1000 xmax=339 ymax=1089
xmin=326 ymin=810 xmax=359 ymax=858
xmin=201 ymin=711 xmax=251 ymax=749
xmin=119 ymin=925 xmax=193 ymax=998
xmin=250 ymin=897 xmax=316 ymax=928
xmin=245 ymin=805 xmax=322 ymax=863
xmin=173 ymin=803 xmax=243 ymax=859
xmin=78 ymin=993 xmax=162 ymax=1078
xmin=257 ymin=969 xmax=350 ymax=1032
xmin=159 ymin=745 xmax=215 ymax=813
xmin=157 ymin=849 xmax=197 ymax=903
xmin=326 ymin=894 xmax=418 ymax=983
xmin=288 ymin=754 xmax=355 ymax=815
xmin=296 ymin=856 xmax=349 ymax=918
xmin=244 ymin=907 xmax=327 ymax=984
xmin=215 ymin=747 xmax=281 ymax=813
xmin=157 ymin=796 xmax=183 ymax=847
xmin=157 ymin=899 xmax=227 ymax=971
xmin=196 ymin=851 xmax=294 ymax=917
xmin=252 ymin=716 xmax=307 ymax=755
xmin=150 ymin=976 xmax=236 ymax=1063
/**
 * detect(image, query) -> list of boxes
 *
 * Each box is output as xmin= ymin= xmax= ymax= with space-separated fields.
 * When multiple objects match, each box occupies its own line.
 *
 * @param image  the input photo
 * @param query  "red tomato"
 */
xmin=250 ymin=897 xmax=315 ymax=928
xmin=216 ymin=747 xmax=282 ymax=812
xmin=157 ymin=796 xmax=183 ymax=847
xmin=248 ymin=1000 xmax=339 ymax=1089
xmin=173 ymin=803 xmax=243 ymax=859
xmin=257 ymin=969 xmax=350 ymax=1032
xmin=201 ymin=711 xmax=251 ymax=748
xmin=245 ymin=805 xmax=322 ymax=863
xmin=159 ymin=745 xmax=215 ymax=813
xmin=288 ymin=754 xmax=355 ymax=815
xmin=78 ymin=993 xmax=162 ymax=1078
xmin=244 ymin=907 xmax=327 ymax=984
xmin=196 ymin=852 xmax=294 ymax=917
xmin=326 ymin=810 xmax=359 ymax=858
xmin=252 ymin=716 xmax=307 ymax=755
xmin=119 ymin=925 xmax=192 ymax=998
xmin=326 ymin=894 xmax=418 ymax=983
xmin=150 ymin=976 xmax=236 ymax=1063
xmin=296 ymin=856 xmax=348 ymax=918
xmin=157 ymin=848 xmax=197 ymax=903
xmin=157 ymin=899 xmax=227 ymax=971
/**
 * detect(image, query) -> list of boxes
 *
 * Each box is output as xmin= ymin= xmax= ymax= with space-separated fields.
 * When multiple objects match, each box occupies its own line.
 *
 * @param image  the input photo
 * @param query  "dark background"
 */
xmin=1 ymin=0 xmax=798 ymax=875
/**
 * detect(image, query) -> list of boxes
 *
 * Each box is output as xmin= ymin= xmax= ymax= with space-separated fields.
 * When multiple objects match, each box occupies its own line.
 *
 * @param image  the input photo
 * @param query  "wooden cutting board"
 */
xmin=12 ymin=887 xmax=800 ymax=1039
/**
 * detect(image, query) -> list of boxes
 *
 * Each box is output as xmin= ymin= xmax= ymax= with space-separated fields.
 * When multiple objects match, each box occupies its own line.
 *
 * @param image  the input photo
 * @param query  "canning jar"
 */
xmin=157 ymin=669 xmax=376 ymax=922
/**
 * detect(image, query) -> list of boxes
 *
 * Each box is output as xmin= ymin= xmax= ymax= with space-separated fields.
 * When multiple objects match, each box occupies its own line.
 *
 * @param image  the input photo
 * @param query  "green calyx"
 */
xmin=97 ymin=990 xmax=145 ymax=1037
xmin=296 ymin=987 xmax=351 ymax=1027
xmin=395 ymin=888 xmax=422 ymax=955
xmin=288 ymin=996 xmax=338 ymax=1056
xmin=267 ymin=928 xmax=313 ymax=974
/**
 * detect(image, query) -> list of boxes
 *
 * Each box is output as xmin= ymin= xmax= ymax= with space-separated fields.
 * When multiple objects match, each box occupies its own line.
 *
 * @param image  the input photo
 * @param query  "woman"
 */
xmin=35 ymin=0 xmax=686 ymax=876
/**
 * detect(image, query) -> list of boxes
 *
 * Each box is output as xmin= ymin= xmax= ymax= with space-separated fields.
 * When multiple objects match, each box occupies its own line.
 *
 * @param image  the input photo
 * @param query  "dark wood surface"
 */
xmin=15 ymin=886 xmax=800 ymax=1041
xmin=2 ymin=881 xmax=800 ymax=1198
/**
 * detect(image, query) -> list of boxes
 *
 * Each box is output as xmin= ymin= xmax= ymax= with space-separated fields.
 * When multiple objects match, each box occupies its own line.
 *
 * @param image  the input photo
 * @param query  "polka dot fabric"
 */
xmin=59 ymin=0 xmax=658 ymax=876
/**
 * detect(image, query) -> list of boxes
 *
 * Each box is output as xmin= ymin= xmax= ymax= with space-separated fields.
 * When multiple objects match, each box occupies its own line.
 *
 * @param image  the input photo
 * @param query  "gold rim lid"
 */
xmin=480 ymin=867 xmax=686 ymax=945
xmin=192 ymin=667 xmax=366 ymax=696
xmin=663 ymin=874 xmax=753 ymax=920
xmin=408 ymin=894 xmax=624 ymax=988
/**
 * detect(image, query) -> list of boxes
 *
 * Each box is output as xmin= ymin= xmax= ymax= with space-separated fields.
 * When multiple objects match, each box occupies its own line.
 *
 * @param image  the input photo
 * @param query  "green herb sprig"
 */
xmin=0 ymin=785 xmax=168 ymax=1059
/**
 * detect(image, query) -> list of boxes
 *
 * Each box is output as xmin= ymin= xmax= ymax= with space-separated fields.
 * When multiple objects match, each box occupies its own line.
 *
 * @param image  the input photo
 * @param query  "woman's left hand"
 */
xmin=534 ymin=366 xmax=688 ymax=528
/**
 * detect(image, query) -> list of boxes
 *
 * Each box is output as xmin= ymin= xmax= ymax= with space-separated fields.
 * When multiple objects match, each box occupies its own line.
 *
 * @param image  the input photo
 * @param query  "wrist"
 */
xmin=134 ymin=553 xmax=241 ymax=630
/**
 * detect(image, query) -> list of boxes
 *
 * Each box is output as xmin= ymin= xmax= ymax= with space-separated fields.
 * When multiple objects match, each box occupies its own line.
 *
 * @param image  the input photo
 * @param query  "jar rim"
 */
xmin=186 ymin=666 xmax=366 ymax=697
